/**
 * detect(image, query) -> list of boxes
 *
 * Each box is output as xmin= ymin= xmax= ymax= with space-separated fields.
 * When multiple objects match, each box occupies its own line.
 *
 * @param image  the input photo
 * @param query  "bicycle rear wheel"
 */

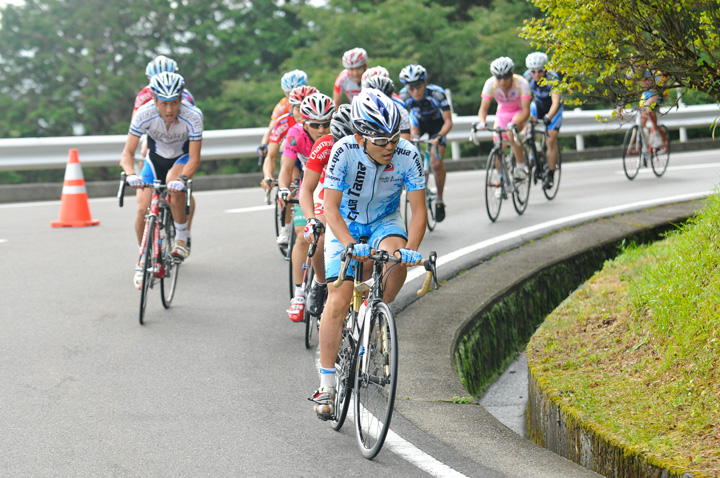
xmin=331 ymin=311 xmax=356 ymax=431
xmin=485 ymin=151 xmax=503 ymax=222
xmin=542 ymin=149 xmax=562 ymax=200
xmin=512 ymin=155 xmax=530 ymax=215
xmin=287 ymin=223 xmax=296 ymax=300
xmin=354 ymin=302 xmax=398 ymax=460
xmin=160 ymin=213 xmax=179 ymax=309
xmin=651 ymin=125 xmax=670 ymax=177
xmin=139 ymin=217 xmax=155 ymax=325
xmin=622 ymin=126 xmax=642 ymax=180
xmin=304 ymin=261 xmax=316 ymax=349
xmin=425 ymin=169 xmax=437 ymax=232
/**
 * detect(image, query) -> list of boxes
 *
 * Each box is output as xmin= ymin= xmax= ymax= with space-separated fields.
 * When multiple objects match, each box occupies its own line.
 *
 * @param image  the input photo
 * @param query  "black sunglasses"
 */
xmin=407 ymin=82 xmax=424 ymax=91
xmin=307 ymin=121 xmax=331 ymax=129
xmin=495 ymin=72 xmax=513 ymax=80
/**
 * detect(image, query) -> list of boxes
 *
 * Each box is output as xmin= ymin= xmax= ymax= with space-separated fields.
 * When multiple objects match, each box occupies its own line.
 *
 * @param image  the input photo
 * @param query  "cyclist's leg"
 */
xmin=291 ymin=207 xmax=310 ymax=292
xmin=546 ymin=107 xmax=563 ymax=171
xmin=370 ymin=211 xmax=409 ymax=304
xmin=423 ymin=118 xmax=447 ymax=199
xmin=496 ymin=107 xmax=525 ymax=168
xmin=166 ymin=156 xmax=191 ymax=258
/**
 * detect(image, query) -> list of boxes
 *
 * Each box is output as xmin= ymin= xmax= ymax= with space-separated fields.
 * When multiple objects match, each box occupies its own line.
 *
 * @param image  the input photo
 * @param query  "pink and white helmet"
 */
xmin=342 ymin=48 xmax=368 ymax=69
xmin=361 ymin=66 xmax=390 ymax=86
xmin=301 ymin=93 xmax=336 ymax=122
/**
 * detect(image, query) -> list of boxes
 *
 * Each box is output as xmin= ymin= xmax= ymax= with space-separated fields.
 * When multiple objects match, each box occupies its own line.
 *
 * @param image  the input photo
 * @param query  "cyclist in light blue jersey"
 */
xmin=398 ymin=64 xmax=452 ymax=222
xmin=310 ymin=89 xmax=427 ymax=420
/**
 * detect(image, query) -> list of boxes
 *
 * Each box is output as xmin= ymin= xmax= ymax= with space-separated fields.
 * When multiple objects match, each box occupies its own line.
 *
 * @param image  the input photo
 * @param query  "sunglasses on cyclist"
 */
xmin=307 ymin=121 xmax=330 ymax=129
xmin=363 ymin=132 xmax=401 ymax=147
xmin=530 ymin=69 xmax=545 ymax=75
xmin=495 ymin=73 xmax=513 ymax=80
xmin=407 ymin=82 xmax=424 ymax=92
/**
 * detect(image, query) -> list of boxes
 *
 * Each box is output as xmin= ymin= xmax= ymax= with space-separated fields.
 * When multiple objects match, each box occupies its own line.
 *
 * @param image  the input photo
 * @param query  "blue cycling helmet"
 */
xmin=150 ymin=71 xmax=185 ymax=101
xmin=351 ymin=88 xmax=400 ymax=136
xmin=281 ymin=69 xmax=308 ymax=93
xmin=145 ymin=55 xmax=178 ymax=82
xmin=399 ymin=64 xmax=427 ymax=84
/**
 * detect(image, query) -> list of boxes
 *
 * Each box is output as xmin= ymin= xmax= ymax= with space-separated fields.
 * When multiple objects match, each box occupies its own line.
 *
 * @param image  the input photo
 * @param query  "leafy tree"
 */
xmin=520 ymin=0 xmax=720 ymax=107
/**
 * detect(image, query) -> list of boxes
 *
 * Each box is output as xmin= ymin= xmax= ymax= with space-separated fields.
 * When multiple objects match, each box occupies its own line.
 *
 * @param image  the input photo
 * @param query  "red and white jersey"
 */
xmin=133 ymin=86 xmax=195 ymax=112
xmin=305 ymin=133 xmax=334 ymax=216
xmin=334 ymin=70 xmax=362 ymax=102
xmin=269 ymin=112 xmax=297 ymax=144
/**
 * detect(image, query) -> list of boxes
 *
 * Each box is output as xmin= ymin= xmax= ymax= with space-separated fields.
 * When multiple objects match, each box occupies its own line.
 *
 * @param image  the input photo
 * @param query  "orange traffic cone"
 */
xmin=51 ymin=149 xmax=100 ymax=228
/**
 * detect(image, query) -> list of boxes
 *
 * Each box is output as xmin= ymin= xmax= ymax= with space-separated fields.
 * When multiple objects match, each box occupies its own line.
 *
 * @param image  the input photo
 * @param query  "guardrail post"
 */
xmin=677 ymin=89 xmax=688 ymax=143
xmin=574 ymin=108 xmax=585 ymax=151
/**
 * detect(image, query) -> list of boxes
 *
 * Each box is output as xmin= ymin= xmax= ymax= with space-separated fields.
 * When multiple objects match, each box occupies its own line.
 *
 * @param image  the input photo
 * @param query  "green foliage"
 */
xmin=521 ymin=0 xmax=720 ymax=107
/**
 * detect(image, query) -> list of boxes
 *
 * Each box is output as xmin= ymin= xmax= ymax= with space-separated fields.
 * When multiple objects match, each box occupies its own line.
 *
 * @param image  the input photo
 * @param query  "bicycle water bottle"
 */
xmin=354 ymin=299 xmax=368 ymax=341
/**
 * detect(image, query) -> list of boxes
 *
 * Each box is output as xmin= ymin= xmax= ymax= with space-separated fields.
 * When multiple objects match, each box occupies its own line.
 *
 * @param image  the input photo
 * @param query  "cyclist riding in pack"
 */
xmin=277 ymin=93 xmax=336 ymax=322
xmin=271 ymin=85 xmax=319 ymax=246
xmin=298 ymin=104 xmax=355 ymax=318
xmin=310 ymin=89 xmax=426 ymax=420
xmin=332 ymin=47 xmax=368 ymax=107
xmin=523 ymin=52 xmax=563 ymax=189
xmin=258 ymin=69 xmax=309 ymax=190
xmin=120 ymin=72 xmax=203 ymax=288
xmin=361 ymin=71 xmax=411 ymax=141
xmin=398 ymin=64 xmax=452 ymax=222
xmin=133 ymin=55 xmax=195 ymax=115
xmin=477 ymin=57 xmax=532 ymax=179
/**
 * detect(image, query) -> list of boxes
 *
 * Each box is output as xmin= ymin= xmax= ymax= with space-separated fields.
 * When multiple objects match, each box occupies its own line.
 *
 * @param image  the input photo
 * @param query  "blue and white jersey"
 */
xmin=392 ymin=97 xmax=411 ymax=132
xmin=130 ymin=100 xmax=203 ymax=160
xmin=399 ymin=84 xmax=450 ymax=125
xmin=522 ymin=70 xmax=563 ymax=111
xmin=324 ymin=136 xmax=425 ymax=224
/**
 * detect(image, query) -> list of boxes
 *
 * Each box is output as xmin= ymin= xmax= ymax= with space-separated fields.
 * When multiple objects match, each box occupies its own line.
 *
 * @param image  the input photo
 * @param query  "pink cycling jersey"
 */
xmin=333 ymin=70 xmax=362 ymax=102
xmin=283 ymin=123 xmax=315 ymax=169
xmin=481 ymin=74 xmax=531 ymax=129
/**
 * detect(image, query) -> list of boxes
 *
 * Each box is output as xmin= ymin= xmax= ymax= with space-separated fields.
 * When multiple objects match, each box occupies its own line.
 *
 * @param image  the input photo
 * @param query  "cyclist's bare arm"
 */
xmin=438 ymin=110 xmax=453 ymax=138
xmin=177 ymin=140 xmax=201 ymax=180
xmin=512 ymin=98 xmax=531 ymax=126
xmin=261 ymin=117 xmax=278 ymax=146
xmin=262 ymin=142 xmax=281 ymax=188
xmin=277 ymin=153 xmax=297 ymax=208
xmin=546 ymin=92 xmax=562 ymax=121
xmin=300 ymin=168 xmax=321 ymax=220
xmin=332 ymin=90 xmax=343 ymax=109
xmin=406 ymin=189 xmax=427 ymax=251
xmin=120 ymin=133 xmax=141 ymax=176
xmin=477 ymin=97 xmax=492 ymax=124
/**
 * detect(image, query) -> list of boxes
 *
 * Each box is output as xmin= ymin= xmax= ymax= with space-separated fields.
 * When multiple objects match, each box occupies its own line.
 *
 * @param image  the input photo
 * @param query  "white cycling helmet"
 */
xmin=301 ymin=93 xmax=335 ymax=122
xmin=526 ymin=52 xmax=549 ymax=70
xmin=145 ymin=55 xmax=178 ymax=82
xmin=490 ymin=57 xmax=514 ymax=76
xmin=280 ymin=69 xmax=308 ymax=93
xmin=398 ymin=64 xmax=427 ymax=84
xmin=150 ymin=71 xmax=185 ymax=101
xmin=342 ymin=48 xmax=368 ymax=69
xmin=288 ymin=85 xmax=318 ymax=106
xmin=362 ymin=75 xmax=394 ymax=97
xmin=351 ymin=88 xmax=400 ymax=137
xmin=361 ymin=66 xmax=390 ymax=84
xmin=330 ymin=104 xmax=354 ymax=142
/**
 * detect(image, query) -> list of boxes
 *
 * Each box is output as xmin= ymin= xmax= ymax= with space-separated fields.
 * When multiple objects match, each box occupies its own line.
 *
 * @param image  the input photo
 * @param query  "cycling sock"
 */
xmin=294 ymin=285 xmax=304 ymax=298
xmin=320 ymin=367 xmax=336 ymax=388
xmin=174 ymin=222 xmax=188 ymax=242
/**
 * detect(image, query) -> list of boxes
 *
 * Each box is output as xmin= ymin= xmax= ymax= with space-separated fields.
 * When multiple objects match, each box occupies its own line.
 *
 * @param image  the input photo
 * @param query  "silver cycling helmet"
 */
xmin=351 ymin=88 xmax=400 ymax=137
xmin=362 ymin=75 xmax=394 ymax=97
xmin=342 ymin=48 xmax=368 ymax=69
xmin=490 ymin=57 xmax=514 ymax=76
xmin=361 ymin=65 xmax=390 ymax=84
xmin=398 ymin=64 xmax=427 ymax=84
xmin=280 ymin=69 xmax=308 ymax=93
xmin=150 ymin=71 xmax=185 ymax=101
xmin=526 ymin=52 xmax=549 ymax=71
xmin=145 ymin=55 xmax=178 ymax=82
xmin=330 ymin=104 xmax=354 ymax=142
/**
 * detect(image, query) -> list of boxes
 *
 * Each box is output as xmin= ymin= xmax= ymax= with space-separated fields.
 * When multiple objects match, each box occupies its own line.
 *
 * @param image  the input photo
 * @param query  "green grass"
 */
xmin=528 ymin=193 xmax=720 ymax=476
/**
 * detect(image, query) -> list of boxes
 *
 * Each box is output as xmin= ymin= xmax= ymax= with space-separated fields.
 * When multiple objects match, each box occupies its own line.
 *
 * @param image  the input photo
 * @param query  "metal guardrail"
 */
xmin=0 ymin=105 xmax=717 ymax=171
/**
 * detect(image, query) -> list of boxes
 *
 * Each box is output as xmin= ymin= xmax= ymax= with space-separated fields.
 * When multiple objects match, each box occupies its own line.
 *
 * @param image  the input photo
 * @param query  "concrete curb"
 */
xmin=394 ymin=200 xmax=704 ymax=477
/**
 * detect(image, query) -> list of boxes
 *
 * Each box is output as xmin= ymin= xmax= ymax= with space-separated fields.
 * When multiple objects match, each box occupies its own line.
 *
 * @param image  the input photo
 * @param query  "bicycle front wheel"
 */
xmin=354 ymin=302 xmax=398 ymax=460
xmin=622 ymin=126 xmax=642 ymax=180
xmin=512 ymin=154 xmax=530 ymax=215
xmin=331 ymin=311 xmax=356 ymax=431
xmin=542 ymin=149 xmax=562 ymax=201
xmin=425 ymin=169 xmax=437 ymax=232
xmin=651 ymin=125 xmax=670 ymax=177
xmin=485 ymin=151 xmax=503 ymax=222
xmin=139 ymin=217 xmax=155 ymax=325
xmin=160 ymin=215 xmax=179 ymax=309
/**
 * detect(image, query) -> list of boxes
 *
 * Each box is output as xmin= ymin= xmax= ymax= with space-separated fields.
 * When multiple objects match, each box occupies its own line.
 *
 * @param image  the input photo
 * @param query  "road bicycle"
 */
xmin=523 ymin=118 xmax=562 ymax=200
xmin=622 ymin=110 xmax=671 ymax=180
xmin=330 ymin=243 xmax=438 ymax=459
xmin=470 ymin=124 xmax=531 ymax=222
xmin=301 ymin=225 xmax=324 ymax=349
xmin=402 ymin=136 xmax=440 ymax=232
xmin=118 ymin=172 xmax=192 ymax=325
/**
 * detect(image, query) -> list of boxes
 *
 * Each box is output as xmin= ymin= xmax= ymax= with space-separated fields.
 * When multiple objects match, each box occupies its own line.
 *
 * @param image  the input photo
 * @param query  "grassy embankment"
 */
xmin=528 ymin=193 xmax=720 ymax=476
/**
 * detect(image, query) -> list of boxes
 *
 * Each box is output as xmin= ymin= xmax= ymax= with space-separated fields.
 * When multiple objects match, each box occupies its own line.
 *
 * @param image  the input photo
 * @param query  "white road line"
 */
xmin=615 ymin=163 xmax=720 ymax=175
xmin=0 ymin=239 xmax=7 ymax=244
xmin=224 ymin=205 xmax=273 ymax=214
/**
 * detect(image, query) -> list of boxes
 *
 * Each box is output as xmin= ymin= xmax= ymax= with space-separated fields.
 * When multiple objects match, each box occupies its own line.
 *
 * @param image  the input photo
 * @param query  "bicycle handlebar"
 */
xmin=470 ymin=123 xmax=522 ymax=146
xmin=117 ymin=172 xmax=193 ymax=214
xmin=412 ymin=137 xmax=442 ymax=160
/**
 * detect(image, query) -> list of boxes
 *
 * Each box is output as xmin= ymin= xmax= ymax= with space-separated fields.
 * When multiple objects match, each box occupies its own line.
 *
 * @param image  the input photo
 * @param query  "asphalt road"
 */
xmin=1 ymin=150 xmax=718 ymax=476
